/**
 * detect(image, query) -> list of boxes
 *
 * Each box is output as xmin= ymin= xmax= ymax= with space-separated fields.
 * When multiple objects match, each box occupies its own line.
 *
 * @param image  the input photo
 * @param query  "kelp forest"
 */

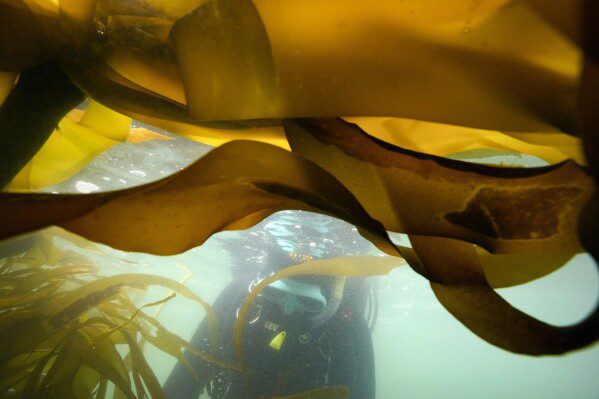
xmin=0 ymin=1 xmax=597 ymax=398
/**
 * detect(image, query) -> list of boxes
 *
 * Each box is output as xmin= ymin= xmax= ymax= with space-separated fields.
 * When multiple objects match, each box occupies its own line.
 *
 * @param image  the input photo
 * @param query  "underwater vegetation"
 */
xmin=0 ymin=228 xmax=233 ymax=399
xmin=0 ymin=0 xmax=597 ymax=398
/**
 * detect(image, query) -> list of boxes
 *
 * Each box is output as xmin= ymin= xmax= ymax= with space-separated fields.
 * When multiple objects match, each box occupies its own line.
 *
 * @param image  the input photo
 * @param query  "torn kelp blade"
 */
xmin=284 ymin=118 xmax=594 ymax=255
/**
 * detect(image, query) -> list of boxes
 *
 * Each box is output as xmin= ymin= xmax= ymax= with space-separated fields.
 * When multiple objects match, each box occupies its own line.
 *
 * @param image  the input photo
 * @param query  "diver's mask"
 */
xmin=253 ymin=274 xmax=347 ymax=331
xmin=260 ymin=278 xmax=327 ymax=315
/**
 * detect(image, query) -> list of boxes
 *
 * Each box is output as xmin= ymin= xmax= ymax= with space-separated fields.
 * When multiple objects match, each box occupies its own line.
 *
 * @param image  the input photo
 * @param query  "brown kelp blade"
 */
xmin=577 ymin=1 xmax=599 ymax=262
xmin=410 ymin=235 xmax=599 ymax=355
xmin=284 ymin=118 xmax=593 ymax=255
xmin=0 ymin=140 xmax=396 ymax=257
xmin=1 ymin=136 xmax=597 ymax=355
xmin=283 ymin=118 xmax=598 ymax=354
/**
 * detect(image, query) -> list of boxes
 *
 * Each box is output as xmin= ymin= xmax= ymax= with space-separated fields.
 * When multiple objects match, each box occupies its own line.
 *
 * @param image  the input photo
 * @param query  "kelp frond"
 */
xmin=0 ymin=231 xmax=226 ymax=399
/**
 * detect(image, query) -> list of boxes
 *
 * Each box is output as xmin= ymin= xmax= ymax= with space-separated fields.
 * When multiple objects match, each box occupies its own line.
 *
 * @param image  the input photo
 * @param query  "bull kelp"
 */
xmin=0 ymin=0 xmax=597 ymax=398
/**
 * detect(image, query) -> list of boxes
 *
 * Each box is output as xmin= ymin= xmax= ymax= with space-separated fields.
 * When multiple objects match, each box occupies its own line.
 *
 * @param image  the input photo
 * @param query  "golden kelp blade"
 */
xmin=176 ymin=122 xmax=289 ymax=149
xmin=58 ymin=0 xmax=96 ymax=49
xmin=171 ymin=0 xmax=280 ymax=120
xmin=284 ymin=118 xmax=593 ymax=255
xmin=164 ymin=0 xmax=578 ymax=131
xmin=104 ymin=45 xmax=186 ymax=106
xmin=390 ymin=243 xmax=574 ymax=289
xmin=410 ymin=235 xmax=599 ymax=355
xmin=0 ymin=140 xmax=396 ymax=257
xmin=62 ymin=53 xmax=192 ymax=125
xmin=275 ymin=385 xmax=349 ymax=399
xmin=41 ymin=0 xmax=580 ymax=134
xmin=7 ymin=101 xmax=131 ymax=191
xmin=0 ymin=62 xmax=85 ymax=189
xmin=344 ymin=117 xmax=587 ymax=165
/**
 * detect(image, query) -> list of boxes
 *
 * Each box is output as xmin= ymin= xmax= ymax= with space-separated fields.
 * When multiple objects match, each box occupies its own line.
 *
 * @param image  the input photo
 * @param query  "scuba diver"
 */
xmin=164 ymin=211 xmax=378 ymax=398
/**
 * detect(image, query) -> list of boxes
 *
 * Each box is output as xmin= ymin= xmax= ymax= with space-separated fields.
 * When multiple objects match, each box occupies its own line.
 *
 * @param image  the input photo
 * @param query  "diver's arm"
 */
xmin=163 ymin=279 xmax=246 ymax=399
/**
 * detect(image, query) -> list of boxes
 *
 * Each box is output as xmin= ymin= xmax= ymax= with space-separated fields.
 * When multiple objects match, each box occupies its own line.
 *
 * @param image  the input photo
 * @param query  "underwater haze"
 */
xmin=2 ymin=132 xmax=595 ymax=398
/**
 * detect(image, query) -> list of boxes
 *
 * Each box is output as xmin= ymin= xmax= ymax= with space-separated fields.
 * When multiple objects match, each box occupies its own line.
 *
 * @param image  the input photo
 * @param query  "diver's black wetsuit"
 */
xmin=164 ymin=278 xmax=375 ymax=398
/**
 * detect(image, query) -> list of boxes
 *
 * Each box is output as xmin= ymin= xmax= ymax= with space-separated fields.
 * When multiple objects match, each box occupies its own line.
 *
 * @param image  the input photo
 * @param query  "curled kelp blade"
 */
xmin=284 ymin=118 xmax=599 ymax=354
xmin=410 ymin=235 xmax=599 ymax=355
xmin=0 ymin=138 xmax=596 ymax=357
xmin=0 ymin=140 xmax=397 ymax=257
xmin=284 ymin=118 xmax=593 ymax=255
xmin=388 ymin=243 xmax=574 ymax=289
xmin=62 ymin=52 xmax=192 ymax=124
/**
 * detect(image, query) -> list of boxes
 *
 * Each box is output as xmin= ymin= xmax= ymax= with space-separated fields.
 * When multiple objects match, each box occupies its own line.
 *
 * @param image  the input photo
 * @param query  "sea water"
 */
xmin=3 ymin=131 xmax=598 ymax=398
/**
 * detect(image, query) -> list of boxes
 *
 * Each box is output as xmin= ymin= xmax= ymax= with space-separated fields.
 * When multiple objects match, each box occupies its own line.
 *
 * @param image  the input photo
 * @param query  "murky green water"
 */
xmin=3 ymin=132 xmax=598 ymax=398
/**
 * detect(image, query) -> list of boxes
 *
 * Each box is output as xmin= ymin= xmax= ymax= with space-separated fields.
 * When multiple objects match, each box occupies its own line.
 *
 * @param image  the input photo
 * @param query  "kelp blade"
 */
xmin=284 ymin=118 xmax=593 ymax=255
xmin=1 ymin=136 xmax=597 ymax=355
xmin=7 ymin=101 xmax=131 ymax=191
